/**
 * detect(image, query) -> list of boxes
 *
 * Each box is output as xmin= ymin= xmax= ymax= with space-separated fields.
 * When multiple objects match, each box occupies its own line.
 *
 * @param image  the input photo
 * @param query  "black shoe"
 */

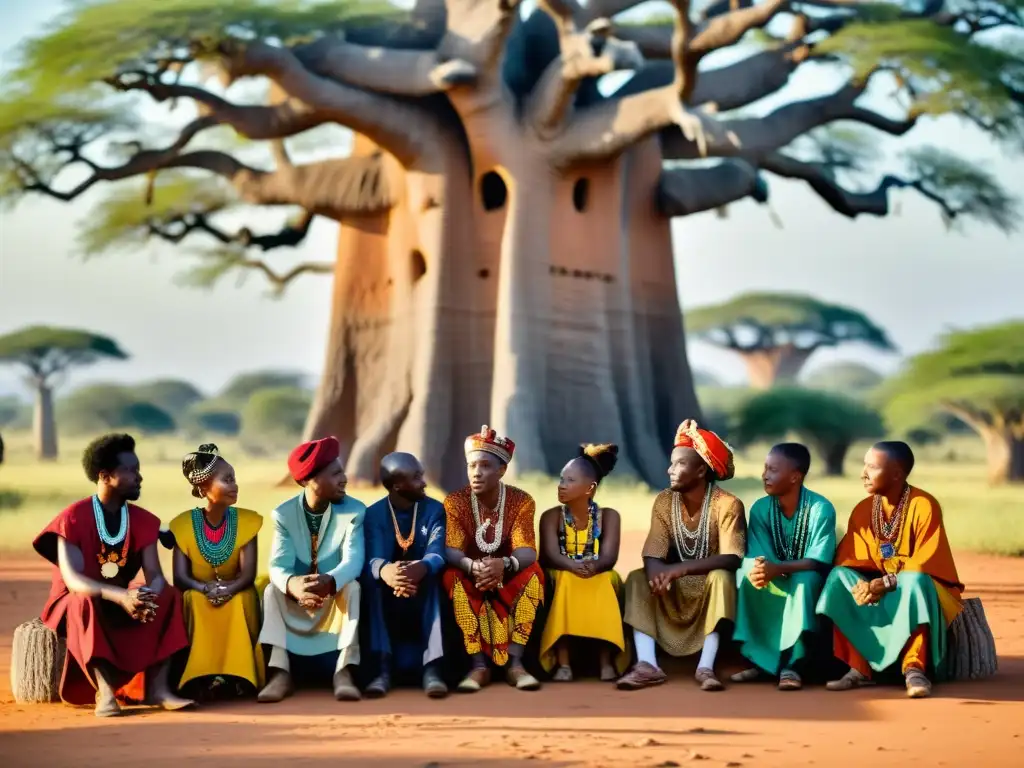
xmin=423 ymin=666 xmax=448 ymax=699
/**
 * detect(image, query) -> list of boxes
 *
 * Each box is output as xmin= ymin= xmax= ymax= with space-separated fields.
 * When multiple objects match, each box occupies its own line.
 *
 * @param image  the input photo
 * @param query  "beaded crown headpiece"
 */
xmin=464 ymin=424 xmax=515 ymax=464
xmin=182 ymin=444 xmax=222 ymax=497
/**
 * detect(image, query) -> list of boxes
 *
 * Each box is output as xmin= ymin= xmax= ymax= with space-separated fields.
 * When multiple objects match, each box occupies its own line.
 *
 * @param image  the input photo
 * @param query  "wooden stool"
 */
xmin=10 ymin=618 xmax=65 ymax=704
xmin=947 ymin=597 xmax=998 ymax=681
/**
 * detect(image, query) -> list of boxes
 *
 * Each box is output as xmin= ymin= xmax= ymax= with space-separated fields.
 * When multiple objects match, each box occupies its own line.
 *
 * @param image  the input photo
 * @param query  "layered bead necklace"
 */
xmin=671 ymin=485 xmax=714 ymax=562
xmin=93 ymin=495 xmax=129 ymax=579
xmin=471 ymin=483 xmax=507 ymax=555
xmin=388 ymin=498 xmax=418 ymax=557
xmin=769 ymin=488 xmax=811 ymax=561
xmin=872 ymin=485 xmax=911 ymax=561
xmin=558 ymin=500 xmax=601 ymax=561
xmin=191 ymin=506 xmax=238 ymax=569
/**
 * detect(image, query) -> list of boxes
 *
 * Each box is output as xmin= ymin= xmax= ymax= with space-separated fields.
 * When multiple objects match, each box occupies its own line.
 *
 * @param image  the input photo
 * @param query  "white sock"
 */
xmin=633 ymin=629 xmax=659 ymax=668
xmin=268 ymin=645 xmax=290 ymax=672
xmin=698 ymin=631 xmax=720 ymax=671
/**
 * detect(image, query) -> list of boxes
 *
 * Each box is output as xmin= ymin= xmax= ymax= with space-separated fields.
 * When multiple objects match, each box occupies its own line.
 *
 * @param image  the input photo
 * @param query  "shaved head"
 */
xmin=380 ymin=452 xmax=421 ymax=489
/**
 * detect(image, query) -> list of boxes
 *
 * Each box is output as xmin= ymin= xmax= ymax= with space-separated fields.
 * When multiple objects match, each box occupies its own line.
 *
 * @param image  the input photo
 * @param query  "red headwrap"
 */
xmin=673 ymin=419 xmax=735 ymax=481
xmin=464 ymin=425 xmax=515 ymax=464
xmin=288 ymin=436 xmax=341 ymax=484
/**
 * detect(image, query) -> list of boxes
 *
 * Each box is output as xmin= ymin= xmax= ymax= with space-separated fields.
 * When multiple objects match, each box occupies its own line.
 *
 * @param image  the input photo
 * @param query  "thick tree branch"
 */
xmin=661 ymin=78 xmax=916 ymax=161
xmin=195 ymin=253 xmax=334 ymax=296
xmin=294 ymin=36 xmax=478 ymax=95
xmin=211 ymin=39 xmax=442 ymax=165
xmin=656 ymin=159 xmax=768 ymax=217
xmin=530 ymin=10 xmax=643 ymax=134
xmin=759 ymin=152 xmax=960 ymax=222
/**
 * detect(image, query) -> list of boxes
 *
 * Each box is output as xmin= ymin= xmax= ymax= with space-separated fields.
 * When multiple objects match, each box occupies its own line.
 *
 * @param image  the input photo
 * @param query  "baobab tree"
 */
xmin=686 ymin=292 xmax=896 ymax=388
xmin=0 ymin=327 xmax=129 ymax=459
xmin=1 ymin=0 xmax=1020 ymax=488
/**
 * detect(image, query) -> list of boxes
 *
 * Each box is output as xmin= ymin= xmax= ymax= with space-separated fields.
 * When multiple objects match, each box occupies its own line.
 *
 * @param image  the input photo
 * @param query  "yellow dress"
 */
xmin=169 ymin=507 xmax=265 ymax=689
xmin=540 ymin=514 xmax=627 ymax=673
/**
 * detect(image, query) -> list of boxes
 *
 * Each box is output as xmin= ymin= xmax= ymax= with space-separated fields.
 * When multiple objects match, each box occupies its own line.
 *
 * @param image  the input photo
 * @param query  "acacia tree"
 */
xmin=884 ymin=320 xmax=1024 ymax=484
xmin=734 ymin=387 xmax=886 ymax=475
xmin=686 ymin=292 xmax=896 ymax=388
xmin=1 ymin=0 xmax=1021 ymax=487
xmin=0 ymin=327 xmax=129 ymax=459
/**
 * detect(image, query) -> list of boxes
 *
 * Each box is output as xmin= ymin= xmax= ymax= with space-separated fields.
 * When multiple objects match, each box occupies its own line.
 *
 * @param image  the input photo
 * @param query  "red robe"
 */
xmin=33 ymin=498 xmax=189 ymax=706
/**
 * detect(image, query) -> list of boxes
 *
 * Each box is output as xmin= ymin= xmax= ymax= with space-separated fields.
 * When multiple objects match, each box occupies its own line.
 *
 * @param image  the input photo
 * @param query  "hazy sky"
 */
xmin=2 ymin=1 xmax=1022 ymax=401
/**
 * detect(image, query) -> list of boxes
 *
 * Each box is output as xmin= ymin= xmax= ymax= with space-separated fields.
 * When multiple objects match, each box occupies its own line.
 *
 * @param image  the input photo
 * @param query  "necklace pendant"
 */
xmin=100 ymin=561 xmax=120 ymax=579
xmin=880 ymin=542 xmax=896 ymax=560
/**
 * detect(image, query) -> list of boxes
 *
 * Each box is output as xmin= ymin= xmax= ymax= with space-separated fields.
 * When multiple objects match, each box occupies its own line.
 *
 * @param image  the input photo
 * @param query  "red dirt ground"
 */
xmin=1 ymin=533 xmax=1022 ymax=767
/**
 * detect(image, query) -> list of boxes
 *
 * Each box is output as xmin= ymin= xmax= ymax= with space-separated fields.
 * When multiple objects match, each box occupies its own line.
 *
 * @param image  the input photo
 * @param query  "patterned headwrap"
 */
xmin=464 ymin=425 xmax=515 ymax=465
xmin=673 ymin=419 xmax=735 ymax=481
xmin=288 ymin=436 xmax=341 ymax=484
xmin=182 ymin=444 xmax=223 ymax=498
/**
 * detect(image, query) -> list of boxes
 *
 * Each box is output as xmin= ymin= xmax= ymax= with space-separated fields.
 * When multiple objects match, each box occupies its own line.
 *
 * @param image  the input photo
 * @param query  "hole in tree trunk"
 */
xmin=478 ymin=268 xmax=490 ymax=279
xmin=411 ymin=250 xmax=426 ymax=283
xmin=480 ymin=171 xmax=507 ymax=211
xmin=572 ymin=178 xmax=589 ymax=212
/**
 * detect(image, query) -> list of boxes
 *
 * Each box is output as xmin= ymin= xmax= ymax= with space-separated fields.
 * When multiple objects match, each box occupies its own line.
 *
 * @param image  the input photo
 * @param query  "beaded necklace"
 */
xmin=191 ymin=506 xmax=238 ymax=568
xmin=769 ymin=488 xmax=811 ymax=561
xmin=558 ymin=500 xmax=601 ymax=561
xmin=671 ymin=484 xmax=714 ymax=562
xmin=93 ymin=495 xmax=130 ymax=579
xmin=388 ymin=498 xmax=418 ymax=556
xmin=872 ymin=485 xmax=911 ymax=562
xmin=302 ymin=497 xmax=327 ymax=573
xmin=471 ymin=483 xmax=506 ymax=555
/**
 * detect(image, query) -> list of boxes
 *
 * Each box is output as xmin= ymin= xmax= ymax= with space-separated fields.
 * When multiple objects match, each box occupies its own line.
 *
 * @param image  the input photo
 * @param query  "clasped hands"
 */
xmin=649 ymin=563 xmax=690 ymax=595
xmin=288 ymin=573 xmax=336 ymax=610
xmin=470 ymin=557 xmax=506 ymax=592
xmin=202 ymin=579 xmax=232 ymax=607
xmin=748 ymin=556 xmax=782 ymax=589
xmin=381 ymin=560 xmax=429 ymax=597
xmin=852 ymin=576 xmax=892 ymax=606
xmin=120 ymin=586 xmax=160 ymax=623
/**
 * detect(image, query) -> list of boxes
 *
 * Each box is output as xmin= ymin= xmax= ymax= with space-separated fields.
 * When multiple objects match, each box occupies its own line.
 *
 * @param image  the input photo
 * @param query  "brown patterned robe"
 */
xmin=623 ymin=486 xmax=746 ymax=657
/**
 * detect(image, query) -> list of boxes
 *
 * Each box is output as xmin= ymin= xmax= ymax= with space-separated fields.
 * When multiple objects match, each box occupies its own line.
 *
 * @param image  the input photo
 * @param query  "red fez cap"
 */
xmin=288 ymin=436 xmax=341 ymax=484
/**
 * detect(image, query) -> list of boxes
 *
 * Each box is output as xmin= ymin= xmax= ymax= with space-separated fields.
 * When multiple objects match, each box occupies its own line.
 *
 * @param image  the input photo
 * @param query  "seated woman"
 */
xmin=538 ymin=444 xmax=626 ymax=682
xmin=169 ymin=444 xmax=264 ymax=698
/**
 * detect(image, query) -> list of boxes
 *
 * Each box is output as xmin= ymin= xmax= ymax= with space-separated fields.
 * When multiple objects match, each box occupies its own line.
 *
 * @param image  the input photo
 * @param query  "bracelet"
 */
xmin=510 ymin=555 xmax=520 ymax=573
xmin=461 ymin=557 xmax=474 ymax=575
xmin=883 ymin=573 xmax=897 ymax=591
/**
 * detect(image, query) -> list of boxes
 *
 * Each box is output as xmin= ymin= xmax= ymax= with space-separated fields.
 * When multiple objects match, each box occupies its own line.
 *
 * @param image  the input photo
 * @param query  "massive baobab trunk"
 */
xmin=980 ymin=428 xmax=1024 ymax=484
xmin=738 ymin=345 xmax=816 ymax=390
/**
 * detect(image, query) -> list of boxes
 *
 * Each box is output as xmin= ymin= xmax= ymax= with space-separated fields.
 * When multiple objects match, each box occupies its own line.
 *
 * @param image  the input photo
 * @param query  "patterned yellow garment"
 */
xmin=623 ymin=486 xmax=746 ymax=657
xmin=168 ymin=508 xmax=265 ymax=689
xmin=443 ymin=485 xmax=544 ymax=665
xmin=539 ymin=511 xmax=627 ymax=673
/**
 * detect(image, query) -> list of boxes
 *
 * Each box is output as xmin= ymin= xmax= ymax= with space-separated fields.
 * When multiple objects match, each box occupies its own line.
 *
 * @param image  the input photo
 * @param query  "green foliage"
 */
xmin=733 ymin=387 xmax=886 ymax=448
xmin=803 ymin=362 xmax=885 ymax=394
xmin=219 ymin=370 xmax=309 ymax=405
xmin=57 ymin=383 xmax=176 ymax=435
xmin=182 ymin=399 xmax=242 ymax=436
xmin=696 ymin=385 xmax=756 ymax=437
xmin=131 ymin=379 xmax=205 ymax=414
xmin=240 ymin=385 xmax=311 ymax=445
xmin=686 ymin=292 xmax=895 ymax=351
xmin=883 ymin=320 xmax=1024 ymax=432
xmin=0 ymin=326 xmax=128 ymax=377
xmin=817 ymin=20 xmax=1024 ymax=142
xmin=79 ymin=173 xmax=236 ymax=255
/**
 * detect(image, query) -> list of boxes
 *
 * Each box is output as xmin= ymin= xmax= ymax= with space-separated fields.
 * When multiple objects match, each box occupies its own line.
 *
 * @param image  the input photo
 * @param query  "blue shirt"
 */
xmin=364 ymin=495 xmax=446 ymax=581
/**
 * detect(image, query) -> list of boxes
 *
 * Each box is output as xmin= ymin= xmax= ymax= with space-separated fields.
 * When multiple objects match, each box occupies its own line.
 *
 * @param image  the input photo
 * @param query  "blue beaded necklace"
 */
xmin=191 ymin=506 xmax=238 ymax=568
xmin=558 ymin=500 xmax=601 ymax=561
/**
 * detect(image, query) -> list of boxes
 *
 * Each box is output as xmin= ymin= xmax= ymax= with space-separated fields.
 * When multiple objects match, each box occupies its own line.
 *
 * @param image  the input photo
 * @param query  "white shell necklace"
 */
xmin=671 ymin=484 xmax=713 ymax=562
xmin=92 ymin=495 xmax=128 ymax=546
xmin=471 ymin=483 xmax=507 ymax=555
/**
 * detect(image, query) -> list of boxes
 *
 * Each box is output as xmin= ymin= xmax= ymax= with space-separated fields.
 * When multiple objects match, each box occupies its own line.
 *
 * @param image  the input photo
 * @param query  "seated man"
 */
xmin=32 ymin=433 xmax=192 ymax=716
xmin=361 ymin=452 xmax=448 ymax=699
xmin=443 ymin=426 xmax=544 ymax=692
xmin=257 ymin=437 xmax=365 ymax=703
xmin=732 ymin=443 xmax=837 ymax=690
xmin=618 ymin=420 xmax=746 ymax=692
xmin=818 ymin=441 xmax=964 ymax=699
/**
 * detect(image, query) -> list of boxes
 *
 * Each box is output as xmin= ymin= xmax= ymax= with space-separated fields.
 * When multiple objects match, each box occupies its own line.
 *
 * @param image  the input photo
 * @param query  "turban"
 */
xmin=673 ymin=419 xmax=735 ymax=481
xmin=464 ymin=425 xmax=515 ymax=465
xmin=288 ymin=436 xmax=341 ymax=484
